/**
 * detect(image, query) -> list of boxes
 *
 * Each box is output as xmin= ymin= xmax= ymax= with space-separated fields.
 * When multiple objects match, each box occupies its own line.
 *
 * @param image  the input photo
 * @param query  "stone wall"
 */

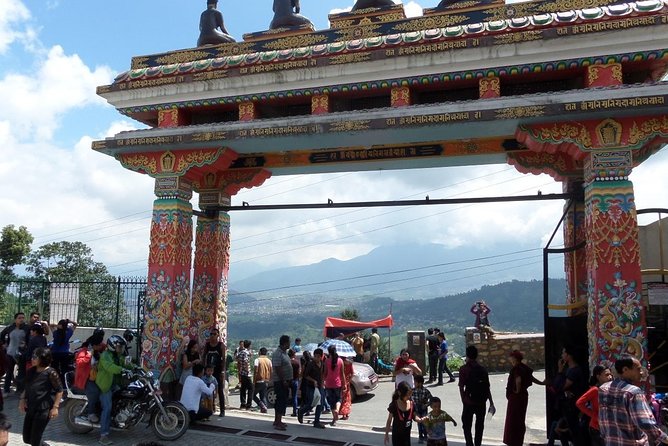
xmin=465 ymin=327 xmax=545 ymax=373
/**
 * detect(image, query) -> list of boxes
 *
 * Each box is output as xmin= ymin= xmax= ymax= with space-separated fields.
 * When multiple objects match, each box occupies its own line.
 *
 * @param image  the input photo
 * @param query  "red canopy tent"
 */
xmin=323 ymin=315 xmax=393 ymax=338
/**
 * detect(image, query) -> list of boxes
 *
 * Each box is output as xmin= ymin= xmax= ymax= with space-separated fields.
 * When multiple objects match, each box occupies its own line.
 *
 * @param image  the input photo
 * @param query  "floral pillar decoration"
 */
xmin=515 ymin=115 xmax=668 ymax=369
xmin=563 ymin=180 xmax=587 ymax=316
xmin=584 ymin=148 xmax=646 ymax=368
xmin=191 ymin=190 xmax=231 ymax=347
xmin=190 ymin=169 xmax=272 ymax=350
xmin=143 ymin=176 xmax=193 ymax=382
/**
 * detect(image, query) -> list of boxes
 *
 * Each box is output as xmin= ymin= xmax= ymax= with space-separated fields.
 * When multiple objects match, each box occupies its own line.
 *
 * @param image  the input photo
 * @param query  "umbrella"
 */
xmin=319 ymin=339 xmax=356 ymax=357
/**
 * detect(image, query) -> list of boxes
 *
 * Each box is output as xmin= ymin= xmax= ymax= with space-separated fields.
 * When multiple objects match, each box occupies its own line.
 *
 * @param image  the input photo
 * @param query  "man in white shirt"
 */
xmin=179 ymin=363 xmax=214 ymax=422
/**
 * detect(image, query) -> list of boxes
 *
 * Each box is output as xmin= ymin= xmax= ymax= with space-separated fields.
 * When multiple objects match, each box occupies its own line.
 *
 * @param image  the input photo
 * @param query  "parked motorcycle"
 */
xmin=62 ymin=367 xmax=190 ymax=441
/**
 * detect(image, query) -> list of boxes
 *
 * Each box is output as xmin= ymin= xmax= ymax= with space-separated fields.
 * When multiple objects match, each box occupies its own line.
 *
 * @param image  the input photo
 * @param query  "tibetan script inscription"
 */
xmin=310 ymin=145 xmax=443 ymax=164
xmin=564 ymin=96 xmax=665 ymax=112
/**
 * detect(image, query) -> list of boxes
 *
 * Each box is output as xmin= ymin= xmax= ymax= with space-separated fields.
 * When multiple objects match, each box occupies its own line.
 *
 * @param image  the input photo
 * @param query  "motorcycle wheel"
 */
xmin=63 ymin=399 xmax=94 ymax=434
xmin=151 ymin=401 xmax=190 ymax=441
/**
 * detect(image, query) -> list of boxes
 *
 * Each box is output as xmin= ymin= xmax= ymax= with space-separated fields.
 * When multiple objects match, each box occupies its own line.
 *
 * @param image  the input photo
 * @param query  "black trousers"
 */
xmin=23 ymin=408 xmax=50 ymax=446
xmin=428 ymin=352 xmax=438 ymax=381
xmin=4 ymin=355 xmax=26 ymax=392
xmin=461 ymin=403 xmax=486 ymax=446
xmin=239 ymin=375 xmax=254 ymax=407
xmin=188 ymin=407 xmax=213 ymax=422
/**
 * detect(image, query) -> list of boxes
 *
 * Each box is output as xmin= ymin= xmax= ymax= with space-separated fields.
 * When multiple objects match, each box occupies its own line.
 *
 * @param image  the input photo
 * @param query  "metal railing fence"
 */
xmin=0 ymin=277 xmax=146 ymax=329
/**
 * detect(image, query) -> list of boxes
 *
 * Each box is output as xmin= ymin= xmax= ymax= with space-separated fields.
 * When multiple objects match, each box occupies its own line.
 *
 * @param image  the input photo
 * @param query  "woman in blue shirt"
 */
xmin=51 ymin=319 xmax=75 ymax=384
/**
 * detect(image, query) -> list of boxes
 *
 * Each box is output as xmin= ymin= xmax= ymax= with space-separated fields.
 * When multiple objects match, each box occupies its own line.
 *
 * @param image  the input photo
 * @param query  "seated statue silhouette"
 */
xmin=197 ymin=0 xmax=236 ymax=46
xmin=351 ymin=0 xmax=398 ymax=11
xmin=270 ymin=0 xmax=314 ymax=29
xmin=436 ymin=0 xmax=459 ymax=7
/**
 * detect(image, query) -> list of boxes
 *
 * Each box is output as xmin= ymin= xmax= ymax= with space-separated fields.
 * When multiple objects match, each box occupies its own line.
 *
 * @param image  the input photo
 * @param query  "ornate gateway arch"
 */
xmin=93 ymin=0 xmax=668 ymax=382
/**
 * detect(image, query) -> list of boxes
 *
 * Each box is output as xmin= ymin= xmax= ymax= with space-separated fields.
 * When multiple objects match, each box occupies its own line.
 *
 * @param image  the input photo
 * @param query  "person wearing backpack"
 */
xmin=458 ymin=345 xmax=495 ymax=446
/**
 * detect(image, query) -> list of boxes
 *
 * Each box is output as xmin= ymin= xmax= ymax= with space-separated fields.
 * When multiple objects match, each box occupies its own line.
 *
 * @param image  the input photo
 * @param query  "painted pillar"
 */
xmin=190 ymin=190 xmax=231 ymax=347
xmin=584 ymin=149 xmax=646 ymax=368
xmin=188 ymin=169 xmax=271 ymax=350
xmin=143 ymin=177 xmax=193 ymax=382
xmin=563 ymin=180 xmax=587 ymax=316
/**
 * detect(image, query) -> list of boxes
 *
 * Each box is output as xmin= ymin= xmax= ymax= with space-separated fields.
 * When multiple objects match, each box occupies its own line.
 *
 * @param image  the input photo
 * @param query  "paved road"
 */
xmin=1 ymin=371 xmax=548 ymax=446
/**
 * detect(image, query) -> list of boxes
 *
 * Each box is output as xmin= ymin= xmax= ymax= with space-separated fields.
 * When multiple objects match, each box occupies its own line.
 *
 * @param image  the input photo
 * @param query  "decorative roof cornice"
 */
xmin=113 ymin=49 xmax=667 ymax=116
xmin=99 ymin=0 xmax=666 ymax=96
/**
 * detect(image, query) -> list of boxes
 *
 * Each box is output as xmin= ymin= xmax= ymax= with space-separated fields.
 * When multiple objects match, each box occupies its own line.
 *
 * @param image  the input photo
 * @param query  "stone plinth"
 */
xmin=243 ymin=24 xmax=316 ymax=43
xmin=465 ymin=327 xmax=544 ymax=373
xmin=328 ymin=4 xmax=406 ymax=28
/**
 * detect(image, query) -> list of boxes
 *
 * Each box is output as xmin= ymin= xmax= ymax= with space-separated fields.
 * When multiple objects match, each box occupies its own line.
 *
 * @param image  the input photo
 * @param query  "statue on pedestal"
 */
xmin=351 ymin=0 xmax=398 ymax=11
xmin=270 ymin=0 xmax=314 ymax=29
xmin=197 ymin=0 xmax=236 ymax=46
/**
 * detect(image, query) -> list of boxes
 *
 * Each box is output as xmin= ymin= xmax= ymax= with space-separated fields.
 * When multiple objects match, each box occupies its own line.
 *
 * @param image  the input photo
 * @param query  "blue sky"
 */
xmin=1 ymin=0 xmax=667 ymax=291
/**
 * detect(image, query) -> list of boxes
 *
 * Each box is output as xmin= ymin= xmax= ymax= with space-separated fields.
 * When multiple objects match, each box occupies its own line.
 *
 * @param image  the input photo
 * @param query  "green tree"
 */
xmin=0 ymin=225 xmax=34 ymax=276
xmin=25 ymin=241 xmax=128 ymax=327
xmin=340 ymin=308 xmax=359 ymax=321
xmin=26 ymin=241 xmax=110 ymax=280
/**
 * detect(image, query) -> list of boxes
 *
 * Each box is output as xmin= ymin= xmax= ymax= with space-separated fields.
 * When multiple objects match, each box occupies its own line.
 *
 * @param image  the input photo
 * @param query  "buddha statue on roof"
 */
xmin=270 ymin=0 xmax=314 ymax=29
xmin=197 ymin=0 xmax=236 ymax=46
xmin=351 ymin=0 xmax=398 ymax=11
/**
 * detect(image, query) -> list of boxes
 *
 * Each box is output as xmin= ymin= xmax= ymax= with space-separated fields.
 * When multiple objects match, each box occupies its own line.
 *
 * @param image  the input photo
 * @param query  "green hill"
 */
xmin=228 ymin=278 xmax=564 ymax=356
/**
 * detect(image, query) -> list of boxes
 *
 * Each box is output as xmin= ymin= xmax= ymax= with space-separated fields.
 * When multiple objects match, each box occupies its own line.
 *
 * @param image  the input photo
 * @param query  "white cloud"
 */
xmin=0 ymin=0 xmax=31 ymax=53
xmin=404 ymin=1 xmax=424 ymax=17
xmin=0 ymin=45 xmax=113 ymax=142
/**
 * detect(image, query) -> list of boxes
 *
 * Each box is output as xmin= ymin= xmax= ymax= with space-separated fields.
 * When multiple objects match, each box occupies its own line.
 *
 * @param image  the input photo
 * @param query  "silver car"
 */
xmin=265 ymin=361 xmax=378 ymax=407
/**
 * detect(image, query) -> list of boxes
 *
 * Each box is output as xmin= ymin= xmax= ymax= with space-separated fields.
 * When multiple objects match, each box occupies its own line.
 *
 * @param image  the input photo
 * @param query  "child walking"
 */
xmin=412 ymin=375 xmax=432 ymax=443
xmin=418 ymin=397 xmax=457 ymax=446
xmin=384 ymin=381 xmax=418 ymax=446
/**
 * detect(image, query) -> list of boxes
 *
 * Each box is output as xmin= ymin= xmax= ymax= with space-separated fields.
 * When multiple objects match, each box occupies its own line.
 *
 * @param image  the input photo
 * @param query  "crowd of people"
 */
xmin=2 ymin=311 xmax=668 ymax=446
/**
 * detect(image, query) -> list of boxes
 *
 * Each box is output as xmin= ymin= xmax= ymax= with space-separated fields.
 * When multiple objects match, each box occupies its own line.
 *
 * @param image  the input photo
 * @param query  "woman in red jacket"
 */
xmin=575 ymin=365 xmax=613 ymax=446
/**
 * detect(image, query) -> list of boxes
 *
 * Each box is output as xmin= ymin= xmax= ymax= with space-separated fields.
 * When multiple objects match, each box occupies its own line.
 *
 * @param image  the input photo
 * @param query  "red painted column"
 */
xmin=190 ymin=190 xmax=231 ymax=346
xmin=584 ymin=150 xmax=646 ymax=368
xmin=563 ymin=180 xmax=587 ymax=316
xmin=143 ymin=177 xmax=193 ymax=382
xmin=189 ymin=169 xmax=271 ymax=349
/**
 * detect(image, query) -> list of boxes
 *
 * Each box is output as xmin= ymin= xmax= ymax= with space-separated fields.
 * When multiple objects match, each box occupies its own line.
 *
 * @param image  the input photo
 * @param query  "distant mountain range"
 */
xmin=226 ymin=243 xmax=566 ymax=354
xmin=229 ymin=242 xmax=561 ymax=302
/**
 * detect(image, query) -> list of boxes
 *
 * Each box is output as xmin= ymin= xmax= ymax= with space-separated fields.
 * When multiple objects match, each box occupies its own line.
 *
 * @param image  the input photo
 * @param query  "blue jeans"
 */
xmin=100 ymin=389 xmax=113 ymax=436
xmin=320 ymin=388 xmax=330 ymax=411
xmin=416 ymin=405 xmax=428 ymax=439
xmin=85 ymin=380 xmax=101 ymax=417
xmin=291 ymin=379 xmax=299 ymax=414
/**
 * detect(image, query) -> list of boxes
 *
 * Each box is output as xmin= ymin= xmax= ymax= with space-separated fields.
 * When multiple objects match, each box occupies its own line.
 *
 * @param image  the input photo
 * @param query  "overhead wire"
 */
xmin=105 ymin=167 xmax=521 ymax=271
xmin=228 ymin=254 xmax=563 ymax=308
xmin=111 ymin=177 xmax=559 ymax=275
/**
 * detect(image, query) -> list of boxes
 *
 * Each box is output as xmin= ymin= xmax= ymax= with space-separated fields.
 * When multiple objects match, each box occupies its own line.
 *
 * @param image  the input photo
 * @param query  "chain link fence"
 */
xmin=0 ymin=277 xmax=146 ymax=329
